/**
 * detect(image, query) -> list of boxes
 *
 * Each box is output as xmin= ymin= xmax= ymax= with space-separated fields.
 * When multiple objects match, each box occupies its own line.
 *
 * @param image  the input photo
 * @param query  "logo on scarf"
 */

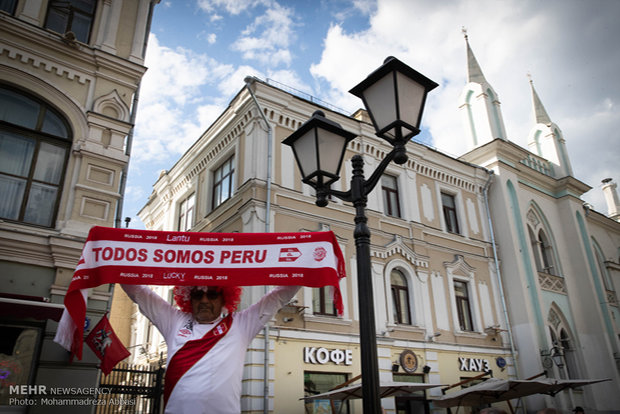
xmin=278 ymin=247 xmax=301 ymax=262
xmin=313 ymin=247 xmax=327 ymax=261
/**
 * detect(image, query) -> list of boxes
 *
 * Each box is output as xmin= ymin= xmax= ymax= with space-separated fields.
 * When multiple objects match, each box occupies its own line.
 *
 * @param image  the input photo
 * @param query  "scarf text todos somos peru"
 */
xmin=54 ymin=226 xmax=346 ymax=359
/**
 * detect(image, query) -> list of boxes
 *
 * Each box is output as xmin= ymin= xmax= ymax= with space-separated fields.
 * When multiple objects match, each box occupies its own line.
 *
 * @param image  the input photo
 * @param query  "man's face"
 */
xmin=190 ymin=287 xmax=223 ymax=323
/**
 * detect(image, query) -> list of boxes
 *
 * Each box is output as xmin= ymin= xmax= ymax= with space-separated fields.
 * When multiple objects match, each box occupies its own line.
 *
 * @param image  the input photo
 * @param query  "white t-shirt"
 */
xmin=121 ymin=284 xmax=299 ymax=413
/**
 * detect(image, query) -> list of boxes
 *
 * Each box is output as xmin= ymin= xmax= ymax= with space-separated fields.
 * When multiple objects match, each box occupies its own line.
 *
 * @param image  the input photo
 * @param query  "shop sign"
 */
xmin=304 ymin=347 xmax=353 ymax=365
xmin=458 ymin=357 xmax=490 ymax=372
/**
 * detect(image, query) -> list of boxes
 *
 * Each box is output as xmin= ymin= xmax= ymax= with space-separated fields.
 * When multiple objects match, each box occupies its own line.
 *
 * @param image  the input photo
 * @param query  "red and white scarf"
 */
xmin=54 ymin=226 xmax=346 ymax=359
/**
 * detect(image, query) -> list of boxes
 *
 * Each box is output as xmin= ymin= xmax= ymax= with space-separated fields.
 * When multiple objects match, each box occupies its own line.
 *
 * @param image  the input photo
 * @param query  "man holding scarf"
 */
xmin=121 ymin=283 xmax=300 ymax=413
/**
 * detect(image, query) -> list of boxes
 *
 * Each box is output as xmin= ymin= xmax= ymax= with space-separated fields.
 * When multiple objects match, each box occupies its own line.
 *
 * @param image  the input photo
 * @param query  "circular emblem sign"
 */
xmin=399 ymin=349 xmax=418 ymax=374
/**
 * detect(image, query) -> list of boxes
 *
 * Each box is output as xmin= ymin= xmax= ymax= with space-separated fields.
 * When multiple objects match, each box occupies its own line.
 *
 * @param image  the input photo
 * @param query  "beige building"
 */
xmin=0 ymin=0 xmax=158 ymax=411
xmin=134 ymin=76 xmax=514 ymax=413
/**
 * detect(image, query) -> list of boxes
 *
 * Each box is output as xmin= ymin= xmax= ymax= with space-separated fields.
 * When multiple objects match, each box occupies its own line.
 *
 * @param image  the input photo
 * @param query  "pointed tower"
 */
xmin=527 ymin=77 xmax=573 ymax=177
xmin=459 ymin=30 xmax=507 ymax=151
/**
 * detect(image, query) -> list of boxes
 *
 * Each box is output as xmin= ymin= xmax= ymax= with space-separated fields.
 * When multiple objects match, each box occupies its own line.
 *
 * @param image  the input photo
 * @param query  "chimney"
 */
xmin=601 ymin=178 xmax=620 ymax=221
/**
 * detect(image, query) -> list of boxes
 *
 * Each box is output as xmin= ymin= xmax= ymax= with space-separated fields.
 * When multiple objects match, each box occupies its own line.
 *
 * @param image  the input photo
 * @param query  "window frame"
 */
xmin=178 ymin=193 xmax=195 ymax=231
xmin=390 ymin=269 xmax=411 ymax=325
xmin=304 ymin=371 xmax=350 ymax=414
xmin=44 ymin=0 xmax=97 ymax=44
xmin=441 ymin=192 xmax=460 ymax=234
xmin=453 ymin=280 xmax=474 ymax=332
xmin=0 ymin=85 xmax=72 ymax=228
xmin=381 ymin=174 xmax=401 ymax=218
xmin=211 ymin=155 xmax=235 ymax=210
xmin=0 ymin=0 xmax=17 ymax=14
xmin=312 ymin=286 xmax=336 ymax=317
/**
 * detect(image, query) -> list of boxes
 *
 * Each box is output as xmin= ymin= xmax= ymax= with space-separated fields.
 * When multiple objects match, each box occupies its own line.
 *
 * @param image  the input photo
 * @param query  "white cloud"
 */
xmin=309 ymin=0 xmax=620 ymax=213
xmin=133 ymin=34 xmax=238 ymax=163
xmin=232 ymin=2 xmax=295 ymax=67
xmin=197 ymin=0 xmax=269 ymax=15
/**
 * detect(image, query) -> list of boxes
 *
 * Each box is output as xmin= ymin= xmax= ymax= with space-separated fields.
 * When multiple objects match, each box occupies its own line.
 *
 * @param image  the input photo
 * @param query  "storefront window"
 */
xmin=393 ymin=374 xmax=429 ymax=414
xmin=0 ymin=324 xmax=41 ymax=404
xmin=304 ymin=371 xmax=349 ymax=414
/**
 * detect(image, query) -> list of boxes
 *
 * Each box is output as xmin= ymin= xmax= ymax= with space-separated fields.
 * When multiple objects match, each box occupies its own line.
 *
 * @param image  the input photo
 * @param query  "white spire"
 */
xmin=526 ymin=76 xmax=573 ymax=177
xmin=459 ymin=29 xmax=507 ymax=151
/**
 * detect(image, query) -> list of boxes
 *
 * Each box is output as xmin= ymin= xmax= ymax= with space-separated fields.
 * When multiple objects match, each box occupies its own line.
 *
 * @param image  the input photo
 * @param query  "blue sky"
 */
xmin=123 ymin=0 xmax=620 ymax=228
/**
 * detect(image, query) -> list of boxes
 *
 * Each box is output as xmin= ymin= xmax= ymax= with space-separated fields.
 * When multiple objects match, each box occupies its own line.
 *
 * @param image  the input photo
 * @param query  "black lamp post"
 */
xmin=283 ymin=56 xmax=437 ymax=413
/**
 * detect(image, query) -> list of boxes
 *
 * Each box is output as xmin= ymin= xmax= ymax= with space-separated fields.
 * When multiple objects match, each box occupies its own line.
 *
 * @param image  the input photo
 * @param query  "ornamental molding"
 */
xmin=371 ymin=235 xmax=429 ymax=269
xmin=92 ymin=89 xmax=130 ymax=122
xmin=0 ymin=43 xmax=93 ymax=85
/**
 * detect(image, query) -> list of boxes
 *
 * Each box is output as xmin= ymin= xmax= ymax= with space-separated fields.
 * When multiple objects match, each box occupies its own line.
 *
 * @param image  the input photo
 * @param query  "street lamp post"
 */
xmin=283 ymin=57 xmax=437 ymax=413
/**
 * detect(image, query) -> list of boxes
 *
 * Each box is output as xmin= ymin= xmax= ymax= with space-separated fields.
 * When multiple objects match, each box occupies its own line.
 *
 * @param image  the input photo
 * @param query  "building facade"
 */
xmin=0 ymin=0 xmax=158 ymax=411
xmin=130 ymin=36 xmax=620 ymax=414
xmin=134 ymin=77 xmax=515 ymax=413
xmin=459 ymin=35 xmax=620 ymax=412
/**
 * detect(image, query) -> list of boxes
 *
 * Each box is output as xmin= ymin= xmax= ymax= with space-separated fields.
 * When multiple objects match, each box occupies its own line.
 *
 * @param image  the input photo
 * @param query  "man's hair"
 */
xmin=173 ymin=286 xmax=243 ymax=314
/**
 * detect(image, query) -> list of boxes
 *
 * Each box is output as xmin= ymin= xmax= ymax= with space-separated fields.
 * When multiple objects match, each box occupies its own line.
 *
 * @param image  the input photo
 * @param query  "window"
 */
xmin=441 ymin=192 xmax=460 ymax=234
xmin=454 ymin=280 xmax=473 ymax=331
xmin=178 ymin=193 xmax=195 ymax=231
xmin=382 ymin=174 xmax=401 ymax=217
xmin=313 ymin=287 xmax=336 ymax=316
xmin=212 ymin=155 xmax=235 ymax=210
xmin=391 ymin=269 xmax=411 ymax=325
xmin=593 ymin=242 xmax=614 ymax=292
xmin=538 ymin=231 xmax=556 ymax=274
xmin=0 ymin=0 xmax=17 ymax=14
xmin=0 ymin=86 xmax=71 ymax=227
xmin=304 ymin=372 xmax=349 ymax=414
xmin=392 ymin=374 xmax=429 ymax=414
xmin=44 ymin=0 xmax=97 ymax=43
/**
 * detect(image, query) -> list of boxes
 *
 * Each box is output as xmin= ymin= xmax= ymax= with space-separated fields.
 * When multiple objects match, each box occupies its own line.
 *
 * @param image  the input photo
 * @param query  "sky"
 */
xmin=123 ymin=0 xmax=620 ymax=229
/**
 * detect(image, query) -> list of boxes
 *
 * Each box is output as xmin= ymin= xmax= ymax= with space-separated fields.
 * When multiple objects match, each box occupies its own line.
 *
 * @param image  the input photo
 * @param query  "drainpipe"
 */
xmin=244 ymin=77 xmax=273 ymax=414
xmin=483 ymin=171 xmax=520 ymax=377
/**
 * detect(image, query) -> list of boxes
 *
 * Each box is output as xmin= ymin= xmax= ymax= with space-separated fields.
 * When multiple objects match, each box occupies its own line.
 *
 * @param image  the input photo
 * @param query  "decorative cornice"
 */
xmin=371 ymin=235 xmax=429 ymax=269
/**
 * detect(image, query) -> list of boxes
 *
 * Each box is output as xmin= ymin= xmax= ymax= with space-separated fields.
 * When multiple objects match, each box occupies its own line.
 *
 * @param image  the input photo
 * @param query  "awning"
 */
xmin=302 ymin=381 xmax=446 ymax=401
xmin=0 ymin=295 xmax=65 ymax=322
xmin=434 ymin=377 xmax=611 ymax=408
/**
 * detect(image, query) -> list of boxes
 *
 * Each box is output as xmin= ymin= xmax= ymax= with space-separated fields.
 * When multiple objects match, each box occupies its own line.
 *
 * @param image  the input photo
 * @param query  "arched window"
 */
xmin=391 ymin=269 xmax=411 ymax=325
xmin=0 ymin=85 xmax=71 ymax=227
xmin=547 ymin=308 xmax=580 ymax=380
xmin=538 ymin=230 xmax=556 ymax=275
xmin=526 ymin=207 xmax=561 ymax=277
xmin=593 ymin=241 xmax=615 ymax=292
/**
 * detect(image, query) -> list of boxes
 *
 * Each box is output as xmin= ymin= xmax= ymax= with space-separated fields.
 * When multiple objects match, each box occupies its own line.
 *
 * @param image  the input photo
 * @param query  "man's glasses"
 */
xmin=190 ymin=289 xmax=221 ymax=301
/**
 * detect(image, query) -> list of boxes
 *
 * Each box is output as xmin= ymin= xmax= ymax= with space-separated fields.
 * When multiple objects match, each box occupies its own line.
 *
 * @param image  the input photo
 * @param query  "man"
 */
xmin=121 ymin=283 xmax=300 ymax=413
xmin=573 ymin=407 xmax=585 ymax=414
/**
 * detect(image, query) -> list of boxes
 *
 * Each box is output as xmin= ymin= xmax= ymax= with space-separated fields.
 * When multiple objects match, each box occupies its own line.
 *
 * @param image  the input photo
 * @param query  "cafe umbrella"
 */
xmin=434 ymin=377 xmax=610 ymax=410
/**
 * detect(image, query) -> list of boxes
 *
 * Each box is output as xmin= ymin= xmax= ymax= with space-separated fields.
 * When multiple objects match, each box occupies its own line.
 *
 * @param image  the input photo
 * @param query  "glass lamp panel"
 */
xmin=293 ymin=129 xmax=318 ymax=182
xmin=396 ymin=72 xmax=426 ymax=129
xmin=362 ymin=73 xmax=396 ymax=135
xmin=317 ymin=129 xmax=348 ymax=177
